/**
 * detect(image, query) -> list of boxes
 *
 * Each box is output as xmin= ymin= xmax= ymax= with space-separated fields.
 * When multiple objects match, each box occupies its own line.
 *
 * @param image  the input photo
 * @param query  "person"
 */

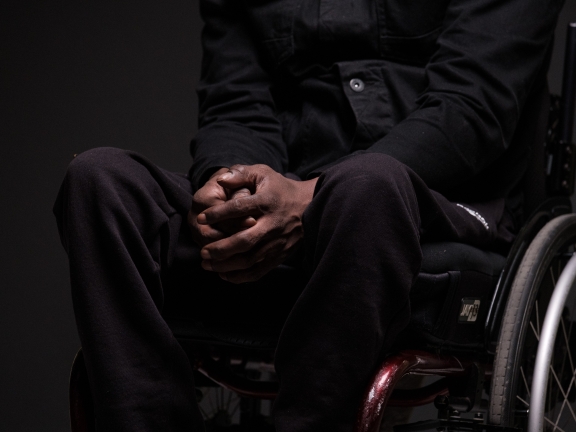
xmin=54 ymin=0 xmax=564 ymax=431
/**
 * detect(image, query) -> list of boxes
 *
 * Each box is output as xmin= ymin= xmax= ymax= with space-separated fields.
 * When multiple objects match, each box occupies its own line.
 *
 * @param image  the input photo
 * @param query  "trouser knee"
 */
xmin=313 ymin=153 xmax=421 ymax=226
xmin=62 ymin=147 xmax=136 ymax=190
xmin=53 ymin=147 xmax=158 ymax=249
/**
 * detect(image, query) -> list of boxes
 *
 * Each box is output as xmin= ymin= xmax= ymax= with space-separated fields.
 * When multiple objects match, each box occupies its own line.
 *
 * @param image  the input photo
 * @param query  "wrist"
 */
xmin=295 ymin=177 xmax=319 ymax=215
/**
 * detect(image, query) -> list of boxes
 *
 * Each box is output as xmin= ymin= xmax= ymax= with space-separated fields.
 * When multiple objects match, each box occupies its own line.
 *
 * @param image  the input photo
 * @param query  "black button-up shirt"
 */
xmin=190 ymin=0 xmax=563 ymax=202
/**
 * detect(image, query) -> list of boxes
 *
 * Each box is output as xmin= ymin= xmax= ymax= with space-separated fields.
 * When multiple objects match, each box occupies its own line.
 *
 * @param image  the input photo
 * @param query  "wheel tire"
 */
xmin=489 ymin=214 xmax=576 ymax=429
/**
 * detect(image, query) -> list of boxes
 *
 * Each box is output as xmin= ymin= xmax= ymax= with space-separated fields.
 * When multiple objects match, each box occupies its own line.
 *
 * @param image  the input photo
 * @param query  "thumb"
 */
xmin=229 ymin=187 xmax=252 ymax=199
xmin=216 ymin=169 xmax=252 ymax=189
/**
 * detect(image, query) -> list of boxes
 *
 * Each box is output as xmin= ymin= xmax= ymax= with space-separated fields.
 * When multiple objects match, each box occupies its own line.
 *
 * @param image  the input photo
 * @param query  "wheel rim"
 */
xmin=198 ymin=386 xmax=242 ymax=430
xmin=514 ymin=249 xmax=576 ymax=432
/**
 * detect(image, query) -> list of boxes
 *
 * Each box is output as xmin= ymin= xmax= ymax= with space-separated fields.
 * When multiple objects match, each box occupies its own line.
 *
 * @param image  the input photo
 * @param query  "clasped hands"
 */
xmin=187 ymin=164 xmax=318 ymax=284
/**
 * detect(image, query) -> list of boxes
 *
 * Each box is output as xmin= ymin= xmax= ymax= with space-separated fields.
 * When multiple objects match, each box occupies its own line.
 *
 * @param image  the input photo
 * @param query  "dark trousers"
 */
xmin=54 ymin=147 xmax=513 ymax=432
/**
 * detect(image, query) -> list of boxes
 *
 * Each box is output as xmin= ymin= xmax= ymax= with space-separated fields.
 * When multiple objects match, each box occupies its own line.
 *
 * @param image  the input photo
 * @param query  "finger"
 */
xmin=203 ymin=238 xmax=285 ymax=273
xmin=219 ymin=256 xmax=282 ymax=284
xmin=192 ymin=197 xmax=215 ymax=213
xmin=188 ymin=213 xmax=227 ymax=247
xmin=228 ymin=187 xmax=251 ymax=200
xmin=200 ymin=223 xmax=268 ymax=260
xmin=219 ymin=188 xmax=253 ymax=230
xmin=193 ymin=225 xmax=227 ymax=247
xmin=214 ymin=216 xmax=257 ymax=235
xmin=198 ymin=194 xmax=266 ymax=225
xmin=202 ymin=252 xmax=260 ymax=273
xmin=216 ymin=166 xmax=254 ymax=189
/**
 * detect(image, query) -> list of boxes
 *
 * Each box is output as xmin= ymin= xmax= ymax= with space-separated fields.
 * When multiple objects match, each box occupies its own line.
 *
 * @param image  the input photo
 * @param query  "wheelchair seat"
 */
xmin=167 ymin=241 xmax=506 ymax=352
xmin=403 ymin=242 xmax=506 ymax=350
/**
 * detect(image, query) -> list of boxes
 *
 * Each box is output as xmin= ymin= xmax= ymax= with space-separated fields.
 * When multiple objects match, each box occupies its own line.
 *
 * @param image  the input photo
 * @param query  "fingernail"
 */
xmin=217 ymin=172 xmax=232 ymax=181
xmin=201 ymin=249 xmax=211 ymax=260
xmin=201 ymin=260 xmax=213 ymax=271
xmin=219 ymin=273 xmax=228 ymax=281
xmin=197 ymin=214 xmax=207 ymax=224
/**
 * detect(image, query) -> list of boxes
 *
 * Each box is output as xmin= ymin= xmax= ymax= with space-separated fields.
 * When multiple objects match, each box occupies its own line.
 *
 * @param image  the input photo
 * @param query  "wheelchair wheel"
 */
xmin=489 ymin=214 xmax=576 ymax=430
xmin=197 ymin=386 xmax=242 ymax=430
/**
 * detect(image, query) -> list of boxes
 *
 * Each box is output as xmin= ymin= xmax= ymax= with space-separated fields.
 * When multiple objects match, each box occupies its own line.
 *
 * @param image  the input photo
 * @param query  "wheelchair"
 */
xmin=69 ymin=23 xmax=576 ymax=432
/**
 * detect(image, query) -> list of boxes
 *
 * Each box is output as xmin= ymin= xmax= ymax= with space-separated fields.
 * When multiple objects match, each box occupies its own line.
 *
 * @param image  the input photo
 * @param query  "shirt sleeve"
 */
xmin=361 ymin=0 xmax=563 ymax=192
xmin=189 ymin=0 xmax=288 ymax=191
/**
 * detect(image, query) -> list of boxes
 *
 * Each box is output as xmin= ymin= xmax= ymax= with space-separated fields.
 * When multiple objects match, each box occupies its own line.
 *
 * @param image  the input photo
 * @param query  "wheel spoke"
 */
xmin=566 ymin=396 xmax=576 ymax=424
xmin=548 ymin=353 xmax=567 ymax=421
xmin=548 ymin=358 xmax=554 ymax=414
xmin=207 ymin=388 xmax=216 ymax=414
xmin=198 ymin=404 xmax=209 ymax=420
xmin=521 ymin=366 xmax=531 ymax=398
xmin=550 ymin=366 xmax=569 ymax=399
xmin=488 ymin=217 xmax=576 ymax=429
xmin=561 ymin=371 xmax=576 ymax=404
xmin=536 ymin=300 xmax=541 ymax=337
xmin=547 ymin=366 xmax=576 ymax=428
xmin=531 ymin=321 xmax=540 ymax=341
xmin=544 ymin=415 xmax=567 ymax=432
xmin=561 ymin=318 xmax=576 ymax=375
xmin=226 ymin=386 xmax=233 ymax=410
xmin=229 ymin=398 xmax=241 ymax=417
xmin=517 ymin=394 xmax=530 ymax=407
xmin=553 ymin=399 xmax=568 ymax=430
xmin=556 ymin=318 xmax=573 ymax=412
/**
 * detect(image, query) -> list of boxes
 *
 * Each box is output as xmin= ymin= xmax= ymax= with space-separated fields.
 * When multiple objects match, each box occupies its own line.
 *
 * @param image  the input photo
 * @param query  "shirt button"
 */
xmin=349 ymin=78 xmax=365 ymax=92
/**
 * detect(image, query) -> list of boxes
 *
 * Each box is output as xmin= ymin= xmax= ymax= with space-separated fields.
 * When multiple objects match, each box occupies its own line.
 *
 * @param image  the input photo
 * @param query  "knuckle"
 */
xmin=192 ymin=196 xmax=209 ymax=211
xmin=210 ymin=261 xmax=223 ymax=272
xmin=233 ymin=232 xmax=253 ymax=250
xmin=209 ymin=245 xmax=224 ymax=259
xmin=233 ymin=188 xmax=251 ymax=198
xmin=255 ymin=194 xmax=274 ymax=212
xmin=231 ymin=197 xmax=248 ymax=213
xmin=200 ymin=230 xmax=214 ymax=241
xmin=267 ymin=216 xmax=282 ymax=233
xmin=193 ymin=188 xmax=207 ymax=201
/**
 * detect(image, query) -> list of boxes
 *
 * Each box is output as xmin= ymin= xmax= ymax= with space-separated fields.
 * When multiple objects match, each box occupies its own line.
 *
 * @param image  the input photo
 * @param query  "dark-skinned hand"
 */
xmin=197 ymin=164 xmax=318 ymax=284
xmin=187 ymin=167 xmax=256 ymax=247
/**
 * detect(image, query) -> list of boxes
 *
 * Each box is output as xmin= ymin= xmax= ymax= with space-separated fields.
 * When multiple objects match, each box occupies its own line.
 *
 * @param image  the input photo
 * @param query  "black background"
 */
xmin=1 ymin=1 xmax=574 ymax=430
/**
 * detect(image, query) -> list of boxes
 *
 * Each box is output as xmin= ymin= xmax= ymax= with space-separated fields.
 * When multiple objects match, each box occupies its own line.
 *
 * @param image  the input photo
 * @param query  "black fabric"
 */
xmin=420 ymin=242 xmax=506 ymax=276
xmin=170 ymin=242 xmax=508 ymax=350
xmin=55 ymin=148 xmax=514 ymax=432
xmin=191 ymin=0 xmax=563 ymax=202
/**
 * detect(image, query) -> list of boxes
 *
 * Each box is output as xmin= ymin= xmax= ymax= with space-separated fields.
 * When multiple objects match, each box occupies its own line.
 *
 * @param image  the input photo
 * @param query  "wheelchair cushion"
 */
xmin=168 ymin=242 xmax=506 ymax=351
xmin=404 ymin=242 xmax=506 ymax=350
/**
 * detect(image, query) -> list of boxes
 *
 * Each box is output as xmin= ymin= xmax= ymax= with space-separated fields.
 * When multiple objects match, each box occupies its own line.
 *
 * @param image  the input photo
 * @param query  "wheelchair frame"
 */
xmin=68 ymin=23 xmax=576 ymax=432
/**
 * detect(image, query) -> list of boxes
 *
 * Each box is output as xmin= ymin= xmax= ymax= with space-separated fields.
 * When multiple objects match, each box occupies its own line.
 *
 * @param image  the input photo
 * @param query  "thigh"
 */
xmin=314 ymin=152 xmax=515 ymax=252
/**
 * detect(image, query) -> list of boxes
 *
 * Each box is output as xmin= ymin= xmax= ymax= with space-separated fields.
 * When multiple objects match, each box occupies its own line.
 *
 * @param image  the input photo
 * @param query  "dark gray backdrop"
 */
xmin=1 ymin=1 xmax=574 ymax=431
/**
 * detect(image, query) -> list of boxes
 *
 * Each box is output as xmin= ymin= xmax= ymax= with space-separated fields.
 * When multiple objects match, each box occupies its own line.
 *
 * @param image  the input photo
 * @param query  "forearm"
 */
xmin=190 ymin=0 xmax=288 ymax=191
